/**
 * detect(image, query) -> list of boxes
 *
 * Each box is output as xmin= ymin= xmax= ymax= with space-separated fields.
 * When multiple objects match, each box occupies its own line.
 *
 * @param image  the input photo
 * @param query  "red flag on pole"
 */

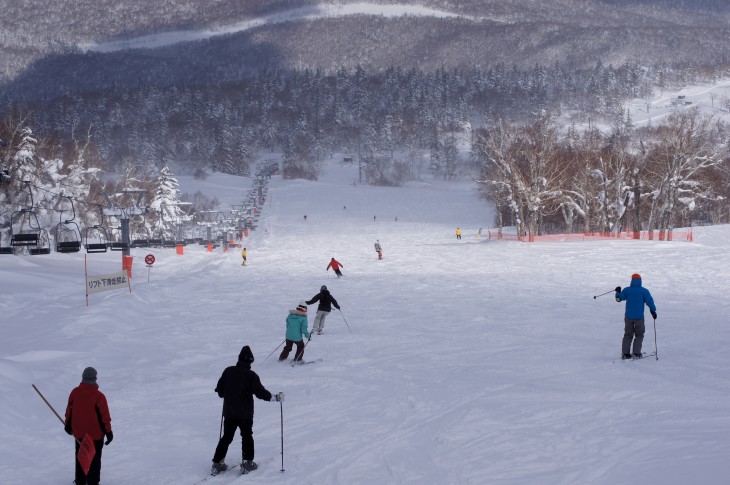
xmin=78 ymin=434 xmax=96 ymax=475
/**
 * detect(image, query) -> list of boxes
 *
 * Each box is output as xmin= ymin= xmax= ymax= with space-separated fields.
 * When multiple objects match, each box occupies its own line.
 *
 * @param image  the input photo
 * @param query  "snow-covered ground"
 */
xmin=2 ymin=160 xmax=730 ymax=484
xmin=628 ymin=77 xmax=730 ymax=127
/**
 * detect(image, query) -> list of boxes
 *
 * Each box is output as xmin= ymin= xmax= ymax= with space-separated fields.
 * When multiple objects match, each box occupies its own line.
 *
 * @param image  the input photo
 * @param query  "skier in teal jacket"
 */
xmin=615 ymin=273 xmax=657 ymax=359
xmin=278 ymin=301 xmax=311 ymax=363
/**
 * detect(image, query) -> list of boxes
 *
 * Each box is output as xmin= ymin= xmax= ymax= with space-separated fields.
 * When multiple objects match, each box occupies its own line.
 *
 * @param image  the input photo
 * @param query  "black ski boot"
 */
xmin=211 ymin=461 xmax=228 ymax=475
xmin=241 ymin=460 xmax=258 ymax=474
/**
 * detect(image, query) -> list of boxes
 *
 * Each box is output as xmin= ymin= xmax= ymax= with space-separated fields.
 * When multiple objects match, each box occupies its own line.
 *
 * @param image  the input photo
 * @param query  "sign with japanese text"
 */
xmin=86 ymin=270 xmax=130 ymax=295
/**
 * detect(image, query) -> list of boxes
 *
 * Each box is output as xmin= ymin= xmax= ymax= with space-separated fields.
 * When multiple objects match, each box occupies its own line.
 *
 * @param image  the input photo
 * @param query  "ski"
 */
xmin=192 ymin=464 xmax=241 ymax=484
xmin=613 ymin=351 xmax=657 ymax=363
xmin=291 ymin=358 xmax=322 ymax=367
xmin=211 ymin=463 xmax=240 ymax=477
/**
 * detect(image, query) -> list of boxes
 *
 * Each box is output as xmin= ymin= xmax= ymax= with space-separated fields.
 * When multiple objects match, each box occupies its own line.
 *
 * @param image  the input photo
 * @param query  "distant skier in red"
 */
xmin=327 ymin=257 xmax=344 ymax=277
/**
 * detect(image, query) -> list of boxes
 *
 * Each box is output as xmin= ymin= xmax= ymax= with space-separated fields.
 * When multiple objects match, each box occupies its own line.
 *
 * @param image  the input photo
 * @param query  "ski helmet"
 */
xmin=321 ymin=285 xmax=327 ymax=292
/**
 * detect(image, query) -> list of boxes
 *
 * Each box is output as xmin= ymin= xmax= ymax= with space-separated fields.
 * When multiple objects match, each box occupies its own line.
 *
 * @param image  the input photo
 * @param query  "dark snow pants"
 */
xmin=212 ymin=417 xmax=255 ymax=463
xmin=622 ymin=318 xmax=646 ymax=355
xmin=74 ymin=438 xmax=103 ymax=485
xmin=279 ymin=339 xmax=304 ymax=361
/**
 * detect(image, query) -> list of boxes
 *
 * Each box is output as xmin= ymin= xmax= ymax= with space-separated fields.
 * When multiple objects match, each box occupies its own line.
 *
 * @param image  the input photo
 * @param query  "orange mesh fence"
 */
xmin=487 ymin=229 xmax=692 ymax=243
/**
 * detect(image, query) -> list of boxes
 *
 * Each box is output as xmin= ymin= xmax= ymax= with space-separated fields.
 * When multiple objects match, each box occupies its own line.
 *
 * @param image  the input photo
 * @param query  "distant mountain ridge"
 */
xmin=1 ymin=1 xmax=729 ymax=101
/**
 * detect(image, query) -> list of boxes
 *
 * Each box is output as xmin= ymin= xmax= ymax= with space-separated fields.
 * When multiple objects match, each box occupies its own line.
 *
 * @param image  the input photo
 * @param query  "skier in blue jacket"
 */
xmin=615 ymin=273 xmax=657 ymax=359
xmin=278 ymin=301 xmax=311 ymax=363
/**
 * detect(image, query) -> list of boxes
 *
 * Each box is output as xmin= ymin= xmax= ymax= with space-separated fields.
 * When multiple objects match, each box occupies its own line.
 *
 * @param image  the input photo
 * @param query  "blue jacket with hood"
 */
xmin=616 ymin=276 xmax=656 ymax=319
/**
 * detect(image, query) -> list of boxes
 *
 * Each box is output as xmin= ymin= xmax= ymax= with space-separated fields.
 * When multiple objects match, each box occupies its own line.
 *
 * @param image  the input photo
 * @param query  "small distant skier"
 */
xmin=212 ymin=346 xmax=284 ymax=475
xmin=615 ymin=273 xmax=657 ymax=360
xmin=64 ymin=367 xmax=113 ymax=485
xmin=306 ymin=285 xmax=340 ymax=335
xmin=374 ymin=240 xmax=383 ymax=260
xmin=241 ymin=247 xmax=247 ymax=266
xmin=279 ymin=302 xmax=311 ymax=363
xmin=478 ymin=227 xmax=482 ymax=238
xmin=373 ymin=215 xmax=376 ymax=221
xmin=304 ymin=214 xmax=307 ymax=222
xmin=327 ymin=257 xmax=344 ymax=277
xmin=456 ymin=228 xmax=462 ymax=240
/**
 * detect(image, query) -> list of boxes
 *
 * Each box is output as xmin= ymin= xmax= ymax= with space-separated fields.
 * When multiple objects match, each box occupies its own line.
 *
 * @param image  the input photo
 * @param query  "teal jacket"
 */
xmin=285 ymin=312 xmax=310 ymax=341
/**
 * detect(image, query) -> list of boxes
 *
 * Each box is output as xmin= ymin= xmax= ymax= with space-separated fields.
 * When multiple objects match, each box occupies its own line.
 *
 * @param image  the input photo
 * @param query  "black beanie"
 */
xmin=239 ymin=346 xmax=254 ymax=363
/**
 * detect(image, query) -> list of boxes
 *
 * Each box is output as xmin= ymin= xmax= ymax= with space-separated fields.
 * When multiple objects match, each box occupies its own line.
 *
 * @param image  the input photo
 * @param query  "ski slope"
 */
xmin=1 ymin=160 xmax=729 ymax=484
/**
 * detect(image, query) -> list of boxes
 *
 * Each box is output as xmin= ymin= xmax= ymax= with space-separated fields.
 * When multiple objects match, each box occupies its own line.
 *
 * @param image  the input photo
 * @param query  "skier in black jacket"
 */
xmin=211 ymin=346 xmax=283 ymax=475
xmin=306 ymin=285 xmax=340 ymax=335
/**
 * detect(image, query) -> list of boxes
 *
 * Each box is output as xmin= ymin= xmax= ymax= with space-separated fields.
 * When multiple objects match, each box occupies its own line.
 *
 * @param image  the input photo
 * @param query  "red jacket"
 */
xmin=327 ymin=259 xmax=342 ymax=271
xmin=64 ymin=383 xmax=112 ymax=440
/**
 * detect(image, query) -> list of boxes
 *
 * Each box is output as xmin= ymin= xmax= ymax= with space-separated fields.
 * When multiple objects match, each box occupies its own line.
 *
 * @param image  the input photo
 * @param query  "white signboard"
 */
xmin=86 ymin=270 xmax=130 ymax=295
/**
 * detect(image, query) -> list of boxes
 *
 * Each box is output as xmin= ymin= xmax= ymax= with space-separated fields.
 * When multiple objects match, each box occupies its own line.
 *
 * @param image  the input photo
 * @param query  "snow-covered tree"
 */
xmin=645 ymin=108 xmax=726 ymax=238
xmin=149 ymin=165 xmax=189 ymax=240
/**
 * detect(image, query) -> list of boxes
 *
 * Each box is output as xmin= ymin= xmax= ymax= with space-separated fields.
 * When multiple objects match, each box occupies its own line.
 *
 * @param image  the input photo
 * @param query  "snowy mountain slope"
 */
xmin=1 ymin=161 xmax=729 ymax=484
xmin=80 ymin=4 xmax=478 ymax=53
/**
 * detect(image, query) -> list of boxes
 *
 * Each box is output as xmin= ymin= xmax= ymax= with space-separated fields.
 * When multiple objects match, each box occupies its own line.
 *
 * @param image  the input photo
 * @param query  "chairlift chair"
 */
xmin=108 ymin=242 xmax=129 ymax=251
xmin=55 ymin=196 xmax=82 ymax=253
xmin=84 ymin=225 xmax=109 ymax=253
xmin=10 ymin=207 xmax=50 ymax=254
xmin=131 ymin=219 xmax=151 ymax=248
xmin=29 ymin=229 xmax=51 ymax=255
xmin=10 ymin=209 xmax=41 ymax=247
xmin=0 ymin=229 xmax=13 ymax=254
xmin=105 ymin=226 xmax=128 ymax=251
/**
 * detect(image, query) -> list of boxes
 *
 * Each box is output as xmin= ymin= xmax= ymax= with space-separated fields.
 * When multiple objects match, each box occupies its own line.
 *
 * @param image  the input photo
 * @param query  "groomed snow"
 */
xmin=1 ymin=160 xmax=729 ymax=484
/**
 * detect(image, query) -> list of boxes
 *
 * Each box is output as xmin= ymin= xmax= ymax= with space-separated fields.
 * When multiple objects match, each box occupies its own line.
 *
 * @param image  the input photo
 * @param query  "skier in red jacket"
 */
xmin=326 ymin=257 xmax=344 ymax=277
xmin=64 ymin=367 xmax=113 ymax=485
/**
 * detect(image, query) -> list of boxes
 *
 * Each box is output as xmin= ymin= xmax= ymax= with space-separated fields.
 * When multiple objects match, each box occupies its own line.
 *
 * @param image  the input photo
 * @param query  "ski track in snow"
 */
xmin=2 ymin=162 xmax=730 ymax=484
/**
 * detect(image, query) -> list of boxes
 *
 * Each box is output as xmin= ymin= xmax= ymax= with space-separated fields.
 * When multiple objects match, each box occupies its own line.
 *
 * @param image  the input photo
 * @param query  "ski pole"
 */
xmin=338 ymin=309 xmax=352 ymax=333
xmin=653 ymin=317 xmax=658 ymax=361
xmin=32 ymin=384 xmax=83 ymax=446
xmin=279 ymin=401 xmax=285 ymax=472
xmin=263 ymin=340 xmax=286 ymax=362
xmin=219 ymin=405 xmax=224 ymax=441
xmin=593 ymin=289 xmax=614 ymax=299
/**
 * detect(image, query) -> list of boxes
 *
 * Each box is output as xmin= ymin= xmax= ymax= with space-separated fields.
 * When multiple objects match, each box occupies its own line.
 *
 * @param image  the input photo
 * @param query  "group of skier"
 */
xmin=60 ymin=250 xmax=656 ymax=483
xmin=211 ymin=284 xmax=342 ymax=476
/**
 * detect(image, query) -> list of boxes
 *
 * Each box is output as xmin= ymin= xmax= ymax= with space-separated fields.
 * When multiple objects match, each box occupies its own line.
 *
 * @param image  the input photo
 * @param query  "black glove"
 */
xmin=650 ymin=311 xmax=657 ymax=319
xmin=105 ymin=431 xmax=113 ymax=445
xmin=64 ymin=422 xmax=73 ymax=436
xmin=615 ymin=286 xmax=621 ymax=292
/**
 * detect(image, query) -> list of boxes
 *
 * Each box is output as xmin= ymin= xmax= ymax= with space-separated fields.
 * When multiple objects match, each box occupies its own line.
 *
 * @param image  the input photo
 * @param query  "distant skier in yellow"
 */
xmin=456 ymin=228 xmax=462 ymax=240
xmin=241 ymin=247 xmax=247 ymax=266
